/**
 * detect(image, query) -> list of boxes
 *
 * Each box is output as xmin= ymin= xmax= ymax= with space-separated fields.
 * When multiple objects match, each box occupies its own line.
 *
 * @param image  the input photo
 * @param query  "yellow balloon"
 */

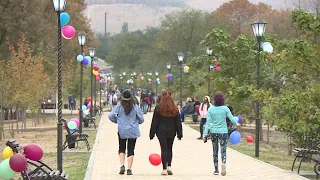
xmin=2 ymin=146 xmax=13 ymax=160
xmin=92 ymin=70 xmax=97 ymax=75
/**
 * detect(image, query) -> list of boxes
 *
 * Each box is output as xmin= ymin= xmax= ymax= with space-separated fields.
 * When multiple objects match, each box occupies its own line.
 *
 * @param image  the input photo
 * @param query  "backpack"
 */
xmin=112 ymin=95 xmax=117 ymax=105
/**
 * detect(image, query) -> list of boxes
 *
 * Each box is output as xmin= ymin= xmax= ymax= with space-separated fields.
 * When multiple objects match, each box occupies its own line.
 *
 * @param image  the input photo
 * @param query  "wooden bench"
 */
xmin=62 ymin=119 xmax=90 ymax=151
xmin=292 ymin=140 xmax=320 ymax=179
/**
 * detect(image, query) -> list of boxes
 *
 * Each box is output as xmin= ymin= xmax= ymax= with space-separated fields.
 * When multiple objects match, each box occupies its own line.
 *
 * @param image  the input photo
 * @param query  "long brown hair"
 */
xmin=159 ymin=91 xmax=178 ymax=117
xmin=120 ymin=90 xmax=134 ymax=115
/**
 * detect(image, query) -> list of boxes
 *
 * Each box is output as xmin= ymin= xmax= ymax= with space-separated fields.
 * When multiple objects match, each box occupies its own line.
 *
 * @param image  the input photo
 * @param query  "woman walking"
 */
xmin=108 ymin=90 xmax=144 ymax=175
xmin=149 ymin=91 xmax=183 ymax=176
xmin=203 ymin=92 xmax=240 ymax=176
xmin=197 ymin=96 xmax=211 ymax=140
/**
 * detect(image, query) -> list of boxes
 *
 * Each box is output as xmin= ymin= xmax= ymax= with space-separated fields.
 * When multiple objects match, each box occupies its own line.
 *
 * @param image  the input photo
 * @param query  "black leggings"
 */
xmin=118 ymin=134 xmax=137 ymax=157
xmin=158 ymin=137 xmax=175 ymax=169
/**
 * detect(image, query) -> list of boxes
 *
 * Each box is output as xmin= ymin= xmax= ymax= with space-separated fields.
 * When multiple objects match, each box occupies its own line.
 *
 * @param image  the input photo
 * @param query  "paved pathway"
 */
xmin=84 ymin=112 xmax=307 ymax=180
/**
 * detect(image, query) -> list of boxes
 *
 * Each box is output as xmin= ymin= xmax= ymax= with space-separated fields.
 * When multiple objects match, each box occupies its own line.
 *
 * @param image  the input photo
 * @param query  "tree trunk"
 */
xmin=0 ymin=91 xmax=3 ymax=140
xmin=267 ymin=121 xmax=270 ymax=144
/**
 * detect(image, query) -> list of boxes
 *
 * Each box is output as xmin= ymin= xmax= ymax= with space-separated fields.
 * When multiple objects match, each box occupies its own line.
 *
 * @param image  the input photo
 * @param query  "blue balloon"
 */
xmin=82 ymin=58 xmax=89 ymax=65
xmin=99 ymin=80 xmax=102 ymax=83
xmin=60 ymin=12 xmax=70 ymax=26
xmin=229 ymin=130 xmax=241 ymax=145
xmin=237 ymin=116 xmax=243 ymax=123
xmin=169 ymin=74 xmax=173 ymax=78
xmin=77 ymin=55 xmax=83 ymax=62
xmin=82 ymin=105 xmax=87 ymax=111
xmin=85 ymin=56 xmax=92 ymax=64
xmin=184 ymin=70 xmax=189 ymax=73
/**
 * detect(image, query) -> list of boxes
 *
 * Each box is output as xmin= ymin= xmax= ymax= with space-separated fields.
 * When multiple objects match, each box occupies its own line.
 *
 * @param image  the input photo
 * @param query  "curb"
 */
xmin=83 ymin=114 xmax=105 ymax=180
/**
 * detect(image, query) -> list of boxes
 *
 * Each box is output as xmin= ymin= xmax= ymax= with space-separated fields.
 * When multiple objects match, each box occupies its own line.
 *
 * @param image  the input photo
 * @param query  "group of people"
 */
xmin=108 ymin=90 xmax=240 ymax=176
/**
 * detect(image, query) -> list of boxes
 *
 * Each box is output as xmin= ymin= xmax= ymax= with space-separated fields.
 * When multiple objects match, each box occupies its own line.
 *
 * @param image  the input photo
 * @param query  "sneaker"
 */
xmin=127 ymin=169 xmax=133 ymax=175
xmin=167 ymin=167 xmax=173 ymax=175
xmin=161 ymin=170 xmax=168 ymax=175
xmin=119 ymin=165 xmax=125 ymax=175
xmin=213 ymin=170 xmax=219 ymax=175
xmin=221 ymin=164 xmax=226 ymax=176
xmin=197 ymin=137 xmax=203 ymax=140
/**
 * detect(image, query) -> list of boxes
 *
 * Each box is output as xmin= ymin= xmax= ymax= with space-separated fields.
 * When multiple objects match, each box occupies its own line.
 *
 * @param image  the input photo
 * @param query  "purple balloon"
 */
xmin=168 ymin=77 xmax=172 ymax=81
xmin=182 ymin=64 xmax=186 ymax=68
xmin=82 ymin=58 xmax=89 ymax=65
xmin=237 ymin=115 xmax=243 ymax=123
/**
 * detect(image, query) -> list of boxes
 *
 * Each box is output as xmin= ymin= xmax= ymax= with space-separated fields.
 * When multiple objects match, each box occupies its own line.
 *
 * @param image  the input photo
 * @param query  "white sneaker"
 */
xmin=221 ymin=164 xmax=226 ymax=176
xmin=167 ymin=166 xmax=173 ymax=175
xmin=161 ymin=170 xmax=168 ymax=175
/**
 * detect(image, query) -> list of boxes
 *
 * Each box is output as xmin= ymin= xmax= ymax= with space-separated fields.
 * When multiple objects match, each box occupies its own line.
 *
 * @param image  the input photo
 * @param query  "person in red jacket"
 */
xmin=149 ymin=91 xmax=183 ymax=176
xmin=145 ymin=95 xmax=151 ymax=112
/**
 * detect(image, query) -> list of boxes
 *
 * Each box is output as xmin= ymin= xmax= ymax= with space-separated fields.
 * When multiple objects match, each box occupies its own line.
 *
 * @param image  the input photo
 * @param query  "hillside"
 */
xmin=84 ymin=0 xmax=290 ymax=34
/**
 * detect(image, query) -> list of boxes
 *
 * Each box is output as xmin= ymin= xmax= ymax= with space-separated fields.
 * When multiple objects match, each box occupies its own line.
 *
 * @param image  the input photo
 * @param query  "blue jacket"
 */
xmin=108 ymin=104 xmax=144 ymax=139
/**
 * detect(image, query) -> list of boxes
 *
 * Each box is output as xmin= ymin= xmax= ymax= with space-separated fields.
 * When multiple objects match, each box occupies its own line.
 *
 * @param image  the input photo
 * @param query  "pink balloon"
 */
xmin=96 ymin=76 xmax=100 ymax=81
xmin=62 ymin=25 xmax=76 ymax=40
xmin=9 ymin=153 xmax=27 ymax=172
xmin=70 ymin=118 xmax=80 ymax=127
xmin=24 ymin=144 xmax=43 ymax=161
xmin=165 ymin=74 xmax=169 ymax=79
xmin=93 ymin=65 xmax=99 ymax=71
xmin=87 ymin=103 xmax=91 ymax=109
xmin=216 ymin=66 xmax=221 ymax=71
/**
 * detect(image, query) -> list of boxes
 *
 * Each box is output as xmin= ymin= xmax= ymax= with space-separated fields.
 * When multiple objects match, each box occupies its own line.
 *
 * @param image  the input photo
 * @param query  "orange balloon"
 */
xmin=87 ymin=97 xmax=91 ymax=102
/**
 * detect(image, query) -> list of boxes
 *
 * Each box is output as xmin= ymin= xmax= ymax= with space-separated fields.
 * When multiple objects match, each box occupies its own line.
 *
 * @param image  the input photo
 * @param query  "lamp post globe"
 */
xmin=177 ymin=52 xmax=184 ymax=106
xmin=78 ymin=32 xmax=87 ymax=46
xmin=177 ymin=52 xmax=184 ymax=62
xmin=52 ymin=0 xmax=66 ymax=12
xmin=155 ymin=72 xmax=159 ymax=76
xmin=89 ymin=47 xmax=95 ymax=57
xmin=123 ymin=72 xmax=126 ymax=76
xmin=251 ymin=20 xmax=267 ymax=38
xmin=206 ymin=47 xmax=213 ymax=56
xmin=167 ymin=62 xmax=171 ymax=70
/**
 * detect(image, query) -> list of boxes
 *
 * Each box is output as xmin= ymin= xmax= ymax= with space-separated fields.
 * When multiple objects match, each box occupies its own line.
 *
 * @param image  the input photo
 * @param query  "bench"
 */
xmin=292 ymin=140 xmax=320 ymax=179
xmin=185 ymin=114 xmax=199 ymax=123
xmin=62 ymin=119 xmax=90 ymax=151
xmin=82 ymin=115 xmax=96 ymax=129
xmin=6 ymin=139 xmax=69 ymax=180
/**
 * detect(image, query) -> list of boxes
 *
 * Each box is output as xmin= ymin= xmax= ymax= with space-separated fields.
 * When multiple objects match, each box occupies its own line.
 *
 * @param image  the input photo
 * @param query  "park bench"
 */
xmin=5 ymin=139 xmax=69 ymax=180
xmin=82 ymin=115 xmax=96 ymax=129
xmin=291 ymin=140 xmax=320 ymax=179
xmin=184 ymin=114 xmax=199 ymax=123
xmin=62 ymin=119 xmax=90 ymax=151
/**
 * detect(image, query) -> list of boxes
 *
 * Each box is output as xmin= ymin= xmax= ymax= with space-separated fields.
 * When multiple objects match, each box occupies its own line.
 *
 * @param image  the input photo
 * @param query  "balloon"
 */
xmin=87 ymin=103 xmax=91 ymax=109
xmin=215 ymin=66 xmax=221 ymax=71
xmin=169 ymin=74 xmax=172 ymax=78
xmin=88 ymin=97 xmax=91 ymax=102
xmin=229 ymin=131 xmax=241 ymax=145
xmin=9 ymin=153 xmax=27 ymax=172
xmin=92 ymin=70 xmax=98 ymax=76
xmin=93 ymin=65 xmax=99 ymax=71
xmin=77 ymin=55 xmax=83 ymax=62
xmin=261 ymin=42 xmax=271 ymax=48
xmin=96 ymin=76 xmax=100 ymax=81
xmin=84 ymin=110 xmax=89 ymax=115
xmin=70 ymin=118 xmax=80 ymax=127
xmin=82 ymin=58 xmax=89 ymax=65
xmin=97 ymin=73 xmax=101 ymax=77
xmin=184 ymin=70 xmax=189 ymax=73
xmin=168 ymin=77 xmax=172 ymax=81
xmin=246 ymin=135 xmax=254 ymax=143
xmin=2 ymin=147 xmax=14 ymax=160
xmin=82 ymin=105 xmax=87 ymax=111
xmin=182 ymin=64 xmax=186 ymax=68
xmin=24 ymin=144 xmax=43 ymax=161
xmin=149 ymin=154 xmax=161 ymax=166
xmin=99 ymin=80 xmax=102 ymax=83
xmin=237 ymin=116 xmax=243 ymax=123
xmin=61 ymin=25 xmax=76 ymax=39
xmin=60 ymin=12 xmax=70 ymax=26
xmin=209 ymin=65 xmax=214 ymax=69
xmin=67 ymin=121 xmax=77 ymax=130
xmin=263 ymin=44 xmax=273 ymax=53
xmin=233 ymin=116 xmax=239 ymax=123
xmin=165 ymin=74 xmax=169 ymax=79
xmin=0 ymin=158 xmax=16 ymax=179
xmin=84 ymin=56 xmax=92 ymax=64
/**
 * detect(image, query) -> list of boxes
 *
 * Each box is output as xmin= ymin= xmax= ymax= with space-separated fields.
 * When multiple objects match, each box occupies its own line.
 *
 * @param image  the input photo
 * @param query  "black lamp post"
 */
xmin=78 ymin=31 xmax=86 ymax=133
xmin=99 ymin=77 xmax=102 ymax=114
xmin=251 ymin=19 xmax=267 ymax=158
xmin=89 ymin=47 xmax=95 ymax=118
xmin=166 ymin=62 xmax=171 ymax=90
xmin=206 ymin=47 xmax=213 ymax=95
xmin=94 ymin=73 xmax=97 ymax=114
xmin=155 ymin=72 xmax=159 ymax=95
xmin=52 ymin=0 xmax=66 ymax=172
xmin=177 ymin=52 xmax=184 ymax=104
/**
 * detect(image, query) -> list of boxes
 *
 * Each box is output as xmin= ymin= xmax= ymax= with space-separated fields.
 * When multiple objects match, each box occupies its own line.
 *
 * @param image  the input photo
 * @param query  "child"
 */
xmin=145 ymin=95 xmax=151 ymax=112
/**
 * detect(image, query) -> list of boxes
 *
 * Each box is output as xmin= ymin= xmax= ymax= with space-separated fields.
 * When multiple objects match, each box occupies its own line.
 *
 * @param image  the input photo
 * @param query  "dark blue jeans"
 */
xmin=180 ymin=109 xmax=192 ymax=122
xmin=199 ymin=118 xmax=207 ymax=137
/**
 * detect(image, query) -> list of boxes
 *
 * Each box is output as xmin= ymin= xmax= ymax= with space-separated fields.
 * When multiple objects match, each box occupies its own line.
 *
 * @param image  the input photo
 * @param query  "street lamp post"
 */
xmin=89 ymin=47 xmax=95 ymax=118
xmin=155 ymin=72 xmax=159 ymax=95
xmin=177 ymin=52 xmax=184 ymax=104
xmin=94 ymin=72 xmax=97 ymax=114
xmin=52 ymin=0 xmax=66 ymax=172
xmin=78 ymin=32 xmax=86 ymax=134
xmin=166 ymin=62 xmax=171 ymax=90
xmin=251 ymin=19 xmax=267 ymax=158
xmin=99 ymin=77 xmax=102 ymax=114
xmin=206 ymin=47 xmax=213 ymax=95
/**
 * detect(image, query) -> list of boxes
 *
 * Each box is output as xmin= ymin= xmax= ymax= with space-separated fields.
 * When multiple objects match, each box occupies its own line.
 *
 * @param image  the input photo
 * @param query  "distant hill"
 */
xmin=84 ymin=0 xmax=290 ymax=34
xmin=86 ymin=0 xmax=187 ymax=7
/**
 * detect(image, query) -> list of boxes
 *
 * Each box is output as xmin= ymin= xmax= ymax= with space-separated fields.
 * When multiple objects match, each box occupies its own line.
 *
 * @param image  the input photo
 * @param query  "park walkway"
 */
xmin=84 ymin=112 xmax=307 ymax=180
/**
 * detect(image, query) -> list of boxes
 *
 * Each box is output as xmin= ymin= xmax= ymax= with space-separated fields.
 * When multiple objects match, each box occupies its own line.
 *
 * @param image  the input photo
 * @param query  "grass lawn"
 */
xmin=187 ymin=121 xmax=318 ymax=179
xmin=0 ymin=114 xmax=100 ymax=180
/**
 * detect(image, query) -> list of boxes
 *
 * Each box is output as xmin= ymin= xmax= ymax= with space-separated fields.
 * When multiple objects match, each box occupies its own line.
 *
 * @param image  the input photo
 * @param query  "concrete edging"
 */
xmin=83 ymin=114 xmax=105 ymax=180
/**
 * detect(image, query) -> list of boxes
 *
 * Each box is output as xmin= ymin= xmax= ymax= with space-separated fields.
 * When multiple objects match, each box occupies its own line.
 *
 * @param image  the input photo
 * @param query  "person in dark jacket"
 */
xmin=193 ymin=96 xmax=201 ymax=110
xmin=149 ymin=91 xmax=183 ymax=176
xmin=180 ymin=97 xmax=195 ymax=122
